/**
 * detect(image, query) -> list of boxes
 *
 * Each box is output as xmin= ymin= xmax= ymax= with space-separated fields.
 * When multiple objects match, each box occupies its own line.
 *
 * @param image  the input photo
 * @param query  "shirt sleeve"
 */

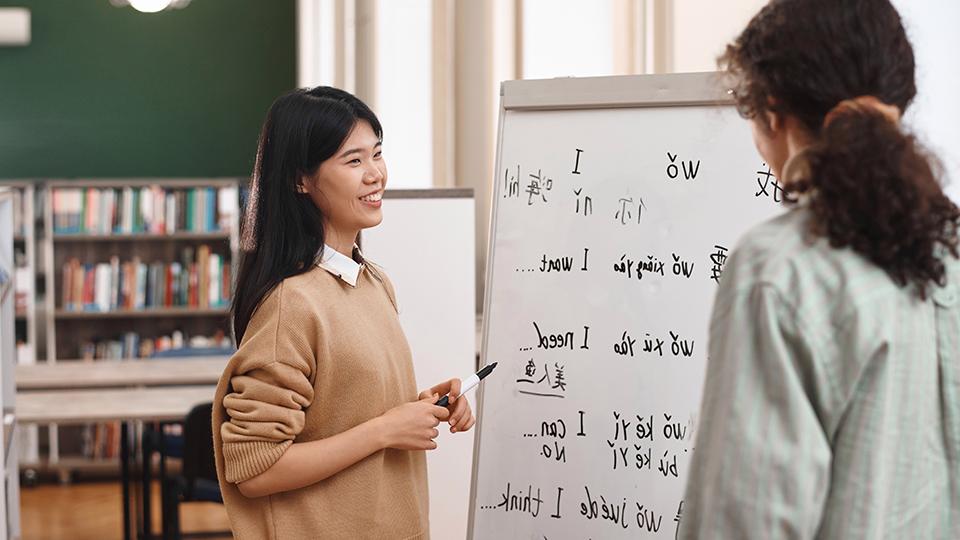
xmin=219 ymin=283 xmax=317 ymax=484
xmin=679 ymin=283 xmax=832 ymax=539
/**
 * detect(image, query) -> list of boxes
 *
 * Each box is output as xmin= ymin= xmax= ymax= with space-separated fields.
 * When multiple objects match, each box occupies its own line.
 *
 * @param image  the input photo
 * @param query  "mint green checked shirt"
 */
xmin=680 ymin=207 xmax=959 ymax=539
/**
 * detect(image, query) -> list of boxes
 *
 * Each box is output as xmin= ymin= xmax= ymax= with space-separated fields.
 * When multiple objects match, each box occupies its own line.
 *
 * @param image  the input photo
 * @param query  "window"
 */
xmin=522 ymin=0 xmax=615 ymax=79
xmin=374 ymin=0 xmax=433 ymax=188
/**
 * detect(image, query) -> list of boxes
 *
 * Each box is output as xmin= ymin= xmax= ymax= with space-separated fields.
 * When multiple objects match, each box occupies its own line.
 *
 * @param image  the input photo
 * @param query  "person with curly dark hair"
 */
xmin=679 ymin=1 xmax=960 ymax=538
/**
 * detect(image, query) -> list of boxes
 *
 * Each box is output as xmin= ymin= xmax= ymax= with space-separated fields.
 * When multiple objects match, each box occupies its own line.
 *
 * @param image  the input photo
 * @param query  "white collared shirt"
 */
xmin=316 ymin=244 xmax=364 ymax=287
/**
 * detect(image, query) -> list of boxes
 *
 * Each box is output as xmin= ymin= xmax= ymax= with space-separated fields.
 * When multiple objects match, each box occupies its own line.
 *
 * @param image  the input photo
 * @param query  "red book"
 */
xmin=72 ymin=259 xmax=83 ymax=311
xmin=165 ymin=265 xmax=174 ymax=307
xmin=82 ymin=267 xmax=96 ymax=308
xmin=121 ymin=262 xmax=132 ymax=309
xmin=222 ymin=263 xmax=231 ymax=303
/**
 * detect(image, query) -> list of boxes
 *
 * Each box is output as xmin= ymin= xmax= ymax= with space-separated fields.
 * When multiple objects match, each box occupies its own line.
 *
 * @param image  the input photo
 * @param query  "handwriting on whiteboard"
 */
xmin=476 ymin=126 xmax=782 ymax=539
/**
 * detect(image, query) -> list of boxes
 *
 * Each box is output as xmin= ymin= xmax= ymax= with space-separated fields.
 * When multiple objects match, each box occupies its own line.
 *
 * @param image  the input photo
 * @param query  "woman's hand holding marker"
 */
xmin=420 ymin=378 xmax=476 ymax=434
xmin=379 ymin=395 xmax=450 ymax=451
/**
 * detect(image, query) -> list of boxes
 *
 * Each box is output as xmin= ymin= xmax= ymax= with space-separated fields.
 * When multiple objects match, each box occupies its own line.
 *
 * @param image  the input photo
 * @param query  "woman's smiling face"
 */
xmin=300 ymin=120 xmax=387 ymax=246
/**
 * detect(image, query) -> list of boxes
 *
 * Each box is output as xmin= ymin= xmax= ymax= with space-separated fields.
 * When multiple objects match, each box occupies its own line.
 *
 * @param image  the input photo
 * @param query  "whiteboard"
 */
xmin=360 ymin=190 xmax=476 ymax=539
xmin=468 ymin=73 xmax=783 ymax=539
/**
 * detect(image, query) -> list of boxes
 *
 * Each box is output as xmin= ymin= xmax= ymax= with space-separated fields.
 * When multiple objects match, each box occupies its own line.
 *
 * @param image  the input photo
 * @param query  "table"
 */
xmin=17 ymin=386 xmax=218 ymax=424
xmin=18 ymin=386 xmax=217 ymax=540
xmin=17 ymin=358 xmax=228 ymax=539
xmin=16 ymin=357 xmax=228 ymax=390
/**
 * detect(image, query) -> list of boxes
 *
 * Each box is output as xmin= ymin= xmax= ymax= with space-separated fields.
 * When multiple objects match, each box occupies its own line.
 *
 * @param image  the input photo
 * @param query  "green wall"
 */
xmin=0 ymin=0 xmax=296 ymax=178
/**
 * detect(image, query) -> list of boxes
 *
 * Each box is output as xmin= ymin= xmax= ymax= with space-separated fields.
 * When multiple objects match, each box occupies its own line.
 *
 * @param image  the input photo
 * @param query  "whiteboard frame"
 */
xmin=467 ymin=71 xmax=736 ymax=539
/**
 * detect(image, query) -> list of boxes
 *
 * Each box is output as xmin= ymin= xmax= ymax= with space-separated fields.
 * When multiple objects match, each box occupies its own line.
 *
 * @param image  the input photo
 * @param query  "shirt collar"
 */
xmin=316 ymin=244 xmax=365 ymax=287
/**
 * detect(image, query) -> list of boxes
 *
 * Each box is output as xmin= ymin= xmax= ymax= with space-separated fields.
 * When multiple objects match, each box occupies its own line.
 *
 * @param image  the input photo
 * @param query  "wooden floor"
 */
xmin=20 ymin=480 xmax=232 ymax=540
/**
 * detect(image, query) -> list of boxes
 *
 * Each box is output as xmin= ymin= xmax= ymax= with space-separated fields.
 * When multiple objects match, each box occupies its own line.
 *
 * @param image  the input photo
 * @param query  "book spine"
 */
xmin=186 ymin=189 xmax=194 ymax=232
xmin=110 ymin=256 xmax=120 ymax=311
xmin=197 ymin=245 xmax=210 ymax=308
xmin=165 ymin=193 xmax=176 ymax=234
xmin=222 ymin=262 xmax=231 ymax=304
xmin=121 ymin=187 xmax=133 ymax=233
xmin=207 ymin=188 xmax=216 ymax=232
xmin=135 ymin=259 xmax=146 ymax=309
xmin=209 ymin=253 xmax=220 ymax=306
xmin=82 ymin=264 xmax=95 ymax=310
xmin=95 ymin=263 xmax=111 ymax=312
xmin=61 ymin=260 xmax=73 ymax=310
xmin=153 ymin=186 xmax=165 ymax=234
xmin=165 ymin=264 xmax=174 ymax=307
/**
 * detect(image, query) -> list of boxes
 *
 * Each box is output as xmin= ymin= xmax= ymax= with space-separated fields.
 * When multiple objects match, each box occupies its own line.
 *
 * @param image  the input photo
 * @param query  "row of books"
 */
xmin=51 ymin=185 xmax=237 ymax=235
xmin=61 ymin=245 xmax=230 ymax=312
xmin=78 ymin=329 xmax=232 ymax=360
xmin=83 ymin=422 xmax=122 ymax=460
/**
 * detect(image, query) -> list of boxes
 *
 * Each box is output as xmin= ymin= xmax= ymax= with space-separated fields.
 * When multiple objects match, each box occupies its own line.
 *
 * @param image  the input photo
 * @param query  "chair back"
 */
xmin=182 ymin=402 xmax=219 ymax=486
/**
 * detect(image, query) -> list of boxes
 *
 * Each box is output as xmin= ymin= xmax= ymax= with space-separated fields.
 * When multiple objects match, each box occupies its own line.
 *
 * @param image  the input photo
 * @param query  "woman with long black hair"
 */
xmin=212 ymin=87 xmax=474 ymax=539
xmin=680 ymin=1 xmax=959 ymax=538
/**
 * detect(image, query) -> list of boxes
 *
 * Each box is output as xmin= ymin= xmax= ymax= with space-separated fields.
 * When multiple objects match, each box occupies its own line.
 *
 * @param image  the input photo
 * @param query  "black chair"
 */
xmin=159 ymin=402 xmax=228 ymax=539
xmin=140 ymin=348 xmax=233 ymax=538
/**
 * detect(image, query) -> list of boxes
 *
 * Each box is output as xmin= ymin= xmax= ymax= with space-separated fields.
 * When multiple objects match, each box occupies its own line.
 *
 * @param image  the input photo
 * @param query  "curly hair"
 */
xmin=721 ymin=0 xmax=960 ymax=298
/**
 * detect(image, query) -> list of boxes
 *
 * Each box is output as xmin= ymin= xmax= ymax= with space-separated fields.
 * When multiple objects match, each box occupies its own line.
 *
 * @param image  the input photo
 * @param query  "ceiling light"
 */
xmin=110 ymin=0 xmax=192 ymax=14
xmin=128 ymin=0 xmax=172 ymax=13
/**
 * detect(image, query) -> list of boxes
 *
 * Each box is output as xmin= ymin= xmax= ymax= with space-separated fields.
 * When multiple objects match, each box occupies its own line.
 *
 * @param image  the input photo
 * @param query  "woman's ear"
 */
xmin=760 ymin=95 xmax=784 ymax=134
xmin=765 ymin=109 xmax=783 ymax=134
xmin=296 ymin=175 xmax=309 ymax=194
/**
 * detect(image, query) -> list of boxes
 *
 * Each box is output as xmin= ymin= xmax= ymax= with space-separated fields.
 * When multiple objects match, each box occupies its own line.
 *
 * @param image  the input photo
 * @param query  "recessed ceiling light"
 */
xmin=127 ymin=0 xmax=173 ymax=13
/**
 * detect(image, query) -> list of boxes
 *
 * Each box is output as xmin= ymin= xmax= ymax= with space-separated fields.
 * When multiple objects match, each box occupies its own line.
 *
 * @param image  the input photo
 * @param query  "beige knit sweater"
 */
xmin=213 ymin=263 xmax=429 ymax=540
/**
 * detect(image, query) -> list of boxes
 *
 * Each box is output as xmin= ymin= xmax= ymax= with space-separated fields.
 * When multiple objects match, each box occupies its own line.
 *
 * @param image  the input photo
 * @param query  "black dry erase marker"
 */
xmin=435 ymin=362 xmax=498 ymax=407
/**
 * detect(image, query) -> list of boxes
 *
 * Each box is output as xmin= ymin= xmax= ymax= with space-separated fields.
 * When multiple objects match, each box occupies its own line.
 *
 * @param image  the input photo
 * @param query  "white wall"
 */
xmin=375 ymin=0 xmax=433 ymax=188
xmin=891 ymin=0 xmax=960 ymax=204
xmin=669 ymin=0 xmax=960 ymax=204
xmin=361 ymin=193 xmax=476 ymax=539
xmin=670 ymin=0 xmax=768 ymax=72
xmin=522 ymin=0 xmax=614 ymax=78
xmin=296 ymin=0 xmax=337 ymax=88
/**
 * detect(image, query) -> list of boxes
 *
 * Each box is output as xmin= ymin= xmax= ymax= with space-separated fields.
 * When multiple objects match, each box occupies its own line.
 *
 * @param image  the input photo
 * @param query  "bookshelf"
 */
xmin=41 ymin=179 xmax=240 ymax=471
xmin=0 ymin=181 xmax=40 ymax=477
xmin=0 ymin=188 xmax=23 ymax=538
xmin=54 ymin=307 xmax=229 ymax=320
xmin=0 ymin=182 xmax=38 ymax=368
